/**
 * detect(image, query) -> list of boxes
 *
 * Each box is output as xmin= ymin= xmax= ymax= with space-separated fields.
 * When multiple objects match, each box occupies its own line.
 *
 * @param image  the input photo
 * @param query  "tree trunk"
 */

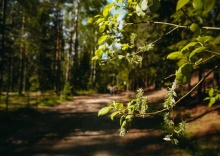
xmin=72 ymin=0 xmax=80 ymax=90
xmin=18 ymin=12 xmax=25 ymax=96
xmin=53 ymin=3 xmax=64 ymax=95
xmin=66 ymin=15 xmax=73 ymax=83
xmin=6 ymin=56 xmax=12 ymax=111
xmin=0 ymin=0 xmax=8 ymax=102
xmin=91 ymin=30 xmax=97 ymax=88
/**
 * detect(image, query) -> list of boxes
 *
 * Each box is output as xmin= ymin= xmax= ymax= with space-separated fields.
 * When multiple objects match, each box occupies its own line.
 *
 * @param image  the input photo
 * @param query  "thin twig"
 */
xmin=194 ymin=55 xmax=216 ymax=66
xmin=202 ymin=27 xmax=220 ymax=30
xmin=131 ymin=21 xmax=220 ymax=30
xmin=181 ymin=8 xmax=194 ymax=23
xmin=205 ymin=50 xmax=220 ymax=56
xmin=151 ymin=26 xmax=179 ymax=44
xmin=128 ymin=108 xmax=168 ymax=117
xmin=164 ymin=74 xmax=176 ymax=80
xmin=175 ymin=63 xmax=220 ymax=105
xmin=127 ymin=63 xmax=220 ymax=118
xmin=131 ymin=21 xmax=188 ymax=29
xmin=134 ymin=26 xmax=180 ymax=54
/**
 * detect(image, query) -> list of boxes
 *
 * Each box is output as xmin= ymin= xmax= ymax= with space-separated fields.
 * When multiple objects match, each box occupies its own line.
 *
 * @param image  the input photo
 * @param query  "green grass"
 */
xmin=75 ymin=89 xmax=97 ymax=95
xmin=0 ymin=92 xmax=73 ymax=110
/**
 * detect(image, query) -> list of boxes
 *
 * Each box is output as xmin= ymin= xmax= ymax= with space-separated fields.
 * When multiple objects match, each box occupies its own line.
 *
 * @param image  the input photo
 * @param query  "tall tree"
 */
xmin=18 ymin=10 xmax=25 ymax=95
xmin=0 ymin=0 xmax=8 ymax=98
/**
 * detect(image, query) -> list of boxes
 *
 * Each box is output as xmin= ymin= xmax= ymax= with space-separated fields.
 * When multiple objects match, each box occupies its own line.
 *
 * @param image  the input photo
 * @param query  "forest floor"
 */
xmin=0 ymin=90 xmax=220 ymax=156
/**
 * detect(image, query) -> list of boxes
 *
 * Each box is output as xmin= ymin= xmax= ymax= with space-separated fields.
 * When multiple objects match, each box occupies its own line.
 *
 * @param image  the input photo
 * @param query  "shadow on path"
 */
xmin=0 ymin=108 xmax=171 ymax=156
xmin=0 ymin=93 xmax=220 ymax=156
xmin=0 ymin=93 xmax=172 ymax=156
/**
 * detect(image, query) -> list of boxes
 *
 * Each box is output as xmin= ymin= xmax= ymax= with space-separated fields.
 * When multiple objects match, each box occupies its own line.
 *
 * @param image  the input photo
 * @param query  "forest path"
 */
xmin=0 ymin=90 xmax=220 ymax=156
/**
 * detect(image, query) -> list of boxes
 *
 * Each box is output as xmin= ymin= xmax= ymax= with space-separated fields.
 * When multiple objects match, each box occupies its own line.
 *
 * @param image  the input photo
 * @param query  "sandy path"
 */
xmin=0 ymin=91 xmax=220 ymax=156
xmin=0 ymin=93 xmax=171 ymax=156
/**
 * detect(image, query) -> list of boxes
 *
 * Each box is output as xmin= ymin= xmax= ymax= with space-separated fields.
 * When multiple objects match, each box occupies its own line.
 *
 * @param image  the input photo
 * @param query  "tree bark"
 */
xmin=91 ymin=30 xmax=97 ymax=88
xmin=65 ymin=11 xmax=74 ymax=84
xmin=0 ymin=0 xmax=8 ymax=101
xmin=72 ymin=0 xmax=80 ymax=90
xmin=18 ymin=11 xmax=25 ymax=95
xmin=55 ymin=9 xmax=63 ymax=95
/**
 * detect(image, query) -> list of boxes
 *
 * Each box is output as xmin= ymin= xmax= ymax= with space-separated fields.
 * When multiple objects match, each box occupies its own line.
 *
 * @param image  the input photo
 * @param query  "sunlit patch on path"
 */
xmin=0 ymin=91 xmax=220 ymax=155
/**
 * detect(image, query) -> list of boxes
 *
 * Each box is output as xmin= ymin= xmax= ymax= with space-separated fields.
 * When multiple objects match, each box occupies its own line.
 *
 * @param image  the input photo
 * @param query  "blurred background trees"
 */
xmin=0 ymin=0 xmax=219 ymax=100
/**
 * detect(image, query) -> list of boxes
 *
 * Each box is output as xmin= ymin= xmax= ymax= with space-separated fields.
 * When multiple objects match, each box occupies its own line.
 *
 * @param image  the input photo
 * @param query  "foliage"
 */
xmin=0 ymin=92 xmax=63 ymax=109
xmin=0 ymin=0 xmax=108 ymax=102
xmin=37 ymin=97 xmax=61 ymax=107
xmin=204 ymin=87 xmax=220 ymax=107
xmin=91 ymin=0 xmax=220 ymax=144
xmin=60 ymin=81 xmax=72 ymax=100
xmin=75 ymin=89 xmax=96 ymax=95
xmin=98 ymin=88 xmax=148 ymax=136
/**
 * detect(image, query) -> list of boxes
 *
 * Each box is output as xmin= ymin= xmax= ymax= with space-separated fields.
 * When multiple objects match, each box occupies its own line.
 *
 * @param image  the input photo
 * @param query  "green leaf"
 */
xmin=110 ymin=111 xmax=120 ymax=120
xmin=98 ymin=106 xmax=112 ymax=116
xmin=94 ymin=15 xmax=102 ymax=18
xmin=197 ymin=36 xmax=213 ymax=44
xmin=136 ymin=4 xmax=145 ymax=17
xmin=192 ymin=0 xmax=204 ymax=11
xmin=177 ymin=58 xmax=189 ymax=67
xmin=208 ymin=88 xmax=214 ymax=97
xmin=176 ymin=0 xmax=190 ymax=11
xmin=121 ymin=120 xmax=127 ymax=128
xmin=92 ymin=56 xmax=99 ymax=61
xmin=103 ymin=3 xmax=114 ymax=17
xmin=149 ymin=0 xmax=160 ymax=13
xmin=113 ymin=14 xmax=119 ymax=20
xmin=118 ymin=55 xmax=125 ymax=60
xmin=189 ymin=47 xmax=207 ymax=59
xmin=120 ymin=115 xmax=125 ymax=126
xmin=87 ymin=18 xmax=94 ymax=24
xmin=140 ymin=0 xmax=148 ymax=11
xmin=208 ymin=97 xmax=216 ymax=107
xmin=99 ymin=25 xmax=106 ymax=33
xmin=114 ymin=102 xmax=124 ymax=110
xmin=203 ymin=0 xmax=216 ymax=14
xmin=175 ymin=63 xmax=193 ymax=85
xmin=98 ymin=35 xmax=108 ymax=45
xmin=189 ymin=23 xmax=200 ymax=34
xmin=95 ymin=49 xmax=103 ymax=58
xmin=167 ymin=51 xmax=183 ymax=60
xmin=215 ymin=94 xmax=220 ymax=100
xmin=213 ymin=36 xmax=220 ymax=45
xmin=96 ymin=18 xmax=105 ymax=24
xmin=181 ymin=42 xmax=198 ymax=53
xmin=204 ymin=97 xmax=210 ymax=101
xmin=122 ymin=44 xmax=129 ymax=51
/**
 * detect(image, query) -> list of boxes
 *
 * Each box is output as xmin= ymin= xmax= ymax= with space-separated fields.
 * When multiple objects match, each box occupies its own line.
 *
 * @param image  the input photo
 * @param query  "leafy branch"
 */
xmin=92 ymin=0 xmax=220 ymax=144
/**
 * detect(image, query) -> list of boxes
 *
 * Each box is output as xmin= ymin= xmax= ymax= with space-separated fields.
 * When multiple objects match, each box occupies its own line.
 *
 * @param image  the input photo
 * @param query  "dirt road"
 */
xmin=0 ymin=92 xmax=220 ymax=156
